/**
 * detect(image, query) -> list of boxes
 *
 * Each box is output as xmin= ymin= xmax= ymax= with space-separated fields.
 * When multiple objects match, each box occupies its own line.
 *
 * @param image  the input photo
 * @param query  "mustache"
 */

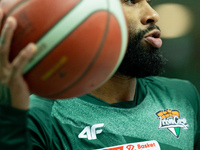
xmin=142 ymin=25 xmax=161 ymax=35
xmin=129 ymin=25 xmax=161 ymax=41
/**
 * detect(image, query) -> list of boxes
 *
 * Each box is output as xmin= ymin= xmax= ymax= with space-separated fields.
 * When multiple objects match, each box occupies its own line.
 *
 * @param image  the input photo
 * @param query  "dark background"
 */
xmin=151 ymin=0 xmax=200 ymax=93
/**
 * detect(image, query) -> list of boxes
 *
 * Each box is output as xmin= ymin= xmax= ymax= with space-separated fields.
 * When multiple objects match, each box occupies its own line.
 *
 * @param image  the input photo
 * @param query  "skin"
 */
xmin=0 ymin=0 xmax=159 ymax=110
xmin=0 ymin=9 xmax=37 ymax=110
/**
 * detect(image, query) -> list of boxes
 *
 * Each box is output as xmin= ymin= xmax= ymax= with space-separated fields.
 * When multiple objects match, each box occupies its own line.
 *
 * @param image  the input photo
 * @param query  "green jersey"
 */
xmin=0 ymin=76 xmax=200 ymax=150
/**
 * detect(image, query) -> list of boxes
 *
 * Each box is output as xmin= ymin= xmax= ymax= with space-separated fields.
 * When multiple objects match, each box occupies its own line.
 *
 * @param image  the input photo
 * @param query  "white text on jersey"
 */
xmin=78 ymin=123 xmax=104 ymax=140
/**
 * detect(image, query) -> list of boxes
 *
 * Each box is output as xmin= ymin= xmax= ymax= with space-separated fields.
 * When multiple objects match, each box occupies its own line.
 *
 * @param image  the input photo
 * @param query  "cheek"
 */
xmin=127 ymin=19 xmax=139 ymax=35
xmin=125 ymin=14 xmax=141 ymax=32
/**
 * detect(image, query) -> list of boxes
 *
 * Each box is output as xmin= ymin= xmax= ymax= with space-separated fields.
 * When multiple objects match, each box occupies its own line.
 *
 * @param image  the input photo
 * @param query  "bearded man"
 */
xmin=0 ymin=0 xmax=199 ymax=150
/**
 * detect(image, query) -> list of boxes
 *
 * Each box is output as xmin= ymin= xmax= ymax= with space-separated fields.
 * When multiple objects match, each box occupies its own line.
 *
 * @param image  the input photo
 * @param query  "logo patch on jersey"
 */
xmin=155 ymin=109 xmax=189 ymax=138
xmin=95 ymin=140 xmax=160 ymax=150
xmin=78 ymin=123 xmax=104 ymax=140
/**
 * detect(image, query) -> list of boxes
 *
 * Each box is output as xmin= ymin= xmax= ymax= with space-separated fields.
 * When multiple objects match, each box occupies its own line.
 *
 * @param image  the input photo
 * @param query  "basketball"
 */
xmin=0 ymin=0 xmax=128 ymax=99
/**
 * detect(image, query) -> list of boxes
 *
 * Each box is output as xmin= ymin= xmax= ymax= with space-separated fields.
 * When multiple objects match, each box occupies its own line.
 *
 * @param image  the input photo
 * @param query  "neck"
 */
xmin=90 ymin=75 xmax=137 ymax=104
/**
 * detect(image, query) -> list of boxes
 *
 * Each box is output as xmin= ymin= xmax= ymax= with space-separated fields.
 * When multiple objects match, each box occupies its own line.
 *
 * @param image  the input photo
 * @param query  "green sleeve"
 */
xmin=0 ymin=84 xmax=47 ymax=150
xmin=191 ymin=83 xmax=200 ymax=150
xmin=0 ymin=106 xmax=32 ymax=149
xmin=0 ymin=81 xmax=32 ymax=149
xmin=0 ymin=102 xmax=52 ymax=150
xmin=179 ymin=81 xmax=200 ymax=149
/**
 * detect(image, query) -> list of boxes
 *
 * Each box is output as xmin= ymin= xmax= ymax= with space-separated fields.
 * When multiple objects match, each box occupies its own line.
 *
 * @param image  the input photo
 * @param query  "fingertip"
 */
xmin=0 ymin=9 xmax=4 ymax=19
xmin=6 ymin=16 xmax=17 ymax=30
xmin=26 ymin=43 xmax=37 ymax=53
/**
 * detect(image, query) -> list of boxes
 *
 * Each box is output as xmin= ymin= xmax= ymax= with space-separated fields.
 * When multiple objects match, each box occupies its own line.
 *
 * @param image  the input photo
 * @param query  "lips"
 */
xmin=144 ymin=29 xmax=162 ymax=48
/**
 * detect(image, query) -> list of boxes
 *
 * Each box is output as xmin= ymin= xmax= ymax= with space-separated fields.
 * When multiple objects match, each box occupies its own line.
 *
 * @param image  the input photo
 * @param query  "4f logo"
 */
xmin=78 ymin=123 xmax=104 ymax=140
xmin=156 ymin=109 xmax=189 ymax=138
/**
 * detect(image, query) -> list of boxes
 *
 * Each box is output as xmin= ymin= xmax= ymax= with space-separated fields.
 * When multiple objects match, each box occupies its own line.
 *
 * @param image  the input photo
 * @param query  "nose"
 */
xmin=140 ymin=3 xmax=159 ymax=25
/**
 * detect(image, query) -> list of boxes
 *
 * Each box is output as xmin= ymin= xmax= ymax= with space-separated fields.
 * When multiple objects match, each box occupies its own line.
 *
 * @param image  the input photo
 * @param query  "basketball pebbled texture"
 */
xmin=0 ymin=0 xmax=128 ymax=99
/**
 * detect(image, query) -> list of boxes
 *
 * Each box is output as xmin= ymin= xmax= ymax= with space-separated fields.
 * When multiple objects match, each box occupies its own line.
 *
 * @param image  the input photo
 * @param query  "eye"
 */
xmin=147 ymin=0 xmax=152 ymax=4
xmin=123 ymin=0 xmax=152 ymax=5
xmin=124 ymin=0 xmax=137 ymax=5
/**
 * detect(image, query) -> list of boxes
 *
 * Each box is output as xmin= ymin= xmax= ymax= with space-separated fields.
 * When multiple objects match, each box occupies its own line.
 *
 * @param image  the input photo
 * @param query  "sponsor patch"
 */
xmin=155 ymin=109 xmax=189 ymax=138
xmin=96 ymin=140 xmax=160 ymax=150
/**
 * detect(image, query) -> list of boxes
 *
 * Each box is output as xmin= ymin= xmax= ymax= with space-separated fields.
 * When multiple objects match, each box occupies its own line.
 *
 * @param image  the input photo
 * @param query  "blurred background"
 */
xmin=151 ymin=0 xmax=200 ymax=93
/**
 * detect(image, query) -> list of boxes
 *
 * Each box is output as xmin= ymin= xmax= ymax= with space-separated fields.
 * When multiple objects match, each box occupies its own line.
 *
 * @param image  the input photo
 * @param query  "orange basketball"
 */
xmin=0 ymin=0 xmax=128 ymax=99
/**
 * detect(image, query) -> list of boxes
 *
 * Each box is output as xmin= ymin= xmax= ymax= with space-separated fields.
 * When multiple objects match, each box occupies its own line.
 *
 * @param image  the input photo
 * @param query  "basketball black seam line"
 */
xmin=48 ymin=10 xmax=111 ymax=97
xmin=5 ymin=0 xmax=81 ymax=69
xmin=23 ymin=0 xmax=82 ymax=74
xmin=47 ymin=5 xmax=112 ymax=97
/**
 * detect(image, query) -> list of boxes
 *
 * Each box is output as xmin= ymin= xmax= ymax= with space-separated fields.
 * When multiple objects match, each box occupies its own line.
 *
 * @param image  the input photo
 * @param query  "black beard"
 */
xmin=115 ymin=25 xmax=167 ymax=78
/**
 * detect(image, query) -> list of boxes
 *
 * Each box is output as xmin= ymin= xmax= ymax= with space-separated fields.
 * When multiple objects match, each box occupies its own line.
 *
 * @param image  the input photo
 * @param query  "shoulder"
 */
xmin=28 ymin=95 xmax=54 ymax=129
xmin=29 ymin=94 xmax=54 ymax=114
xmin=143 ymin=76 xmax=192 ymax=88
xmin=140 ymin=76 xmax=200 ymax=113
xmin=28 ymin=95 xmax=56 ymax=125
xmin=141 ymin=76 xmax=197 ymax=94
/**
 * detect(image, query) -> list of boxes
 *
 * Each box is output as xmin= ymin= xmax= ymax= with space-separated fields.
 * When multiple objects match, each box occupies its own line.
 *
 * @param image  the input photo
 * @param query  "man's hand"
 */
xmin=0 ymin=9 xmax=37 ymax=110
